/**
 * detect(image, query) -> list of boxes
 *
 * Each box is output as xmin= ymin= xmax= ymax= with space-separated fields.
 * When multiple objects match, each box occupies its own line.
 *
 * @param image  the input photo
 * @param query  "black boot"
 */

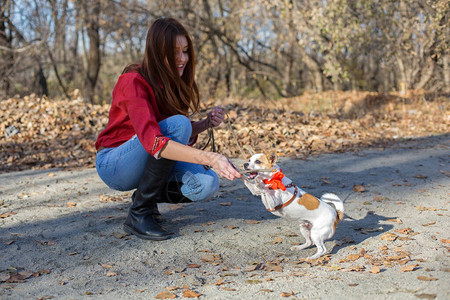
xmin=123 ymin=156 xmax=175 ymax=240
xmin=159 ymin=181 xmax=193 ymax=204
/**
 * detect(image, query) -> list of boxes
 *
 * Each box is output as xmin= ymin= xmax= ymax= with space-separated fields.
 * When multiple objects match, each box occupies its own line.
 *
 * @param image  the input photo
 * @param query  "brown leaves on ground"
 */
xmin=154 ymin=291 xmax=176 ymax=299
xmin=155 ymin=285 xmax=201 ymax=299
xmin=0 ymin=212 xmax=17 ymax=218
xmin=352 ymin=184 xmax=366 ymax=193
xmin=0 ymin=269 xmax=50 ymax=283
xmin=1 ymin=90 xmax=449 ymax=173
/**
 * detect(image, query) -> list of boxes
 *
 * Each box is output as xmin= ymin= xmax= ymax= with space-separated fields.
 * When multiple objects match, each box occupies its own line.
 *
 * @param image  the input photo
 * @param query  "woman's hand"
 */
xmin=160 ymin=140 xmax=241 ymax=181
xmin=207 ymin=106 xmax=225 ymax=128
xmin=208 ymin=153 xmax=242 ymax=181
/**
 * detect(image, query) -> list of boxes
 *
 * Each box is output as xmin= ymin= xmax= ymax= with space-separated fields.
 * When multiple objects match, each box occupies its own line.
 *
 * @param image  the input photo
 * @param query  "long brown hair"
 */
xmin=123 ymin=18 xmax=199 ymax=116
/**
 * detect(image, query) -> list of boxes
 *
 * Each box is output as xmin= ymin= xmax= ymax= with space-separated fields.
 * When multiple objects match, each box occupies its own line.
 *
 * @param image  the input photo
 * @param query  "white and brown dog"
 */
xmin=243 ymin=152 xmax=344 ymax=259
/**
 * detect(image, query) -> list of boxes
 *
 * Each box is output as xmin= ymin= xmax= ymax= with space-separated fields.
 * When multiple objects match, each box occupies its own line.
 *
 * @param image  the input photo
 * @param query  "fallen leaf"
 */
xmin=395 ymin=228 xmax=414 ymax=235
xmin=186 ymin=264 xmax=201 ymax=268
xmin=414 ymin=174 xmax=428 ymax=179
xmin=346 ymin=254 xmax=361 ymax=261
xmin=335 ymin=237 xmax=355 ymax=246
xmin=353 ymin=184 xmax=366 ymax=192
xmin=182 ymin=290 xmax=202 ymax=298
xmin=416 ymin=205 xmax=437 ymax=211
xmin=167 ymin=204 xmax=184 ymax=210
xmin=329 ymin=265 xmax=342 ymax=271
xmin=400 ymin=264 xmax=418 ymax=272
xmin=386 ymin=218 xmax=402 ymax=224
xmin=422 ymin=221 xmax=436 ymax=227
xmin=373 ymin=196 xmax=388 ymax=202
xmin=100 ymin=264 xmax=113 ymax=269
xmin=200 ymin=254 xmax=222 ymax=265
xmin=112 ymin=232 xmax=129 ymax=239
xmin=281 ymin=291 xmax=295 ymax=297
xmin=246 ymin=279 xmax=262 ymax=284
xmin=202 ymin=221 xmax=215 ymax=226
xmin=342 ymin=265 xmax=365 ymax=272
xmin=245 ymin=263 xmax=265 ymax=272
xmin=260 ymin=289 xmax=273 ymax=293
xmin=154 ymin=291 xmax=176 ymax=299
xmin=106 ymin=271 xmax=118 ymax=277
xmin=369 ymin=266 xmax=381 ymax=274
xmin=266 ymin=265 xmax=283 ymax=272
xmin=415 ymin=293 xmax=437 ymax=299
xmin=439 ymin=170 xmax=450 ymax=176
xmin=380 ymin=232 xmax=398 ymax=241
xmin=417 ymin=276 xmax=438 ymax=281
xmin=33 ymin=269 xmax=51 ymax=277
xmin=219 ymin=202 xmax=232 ymax=206
xmin=222 ymin=287 xmax=236 ymax=291
xmin=0 ymin=212 xmax=17 ymax=218
xmin=321 ymin=177 xmax=332 ymax=185
xmin=441 ymin=239 xmax=450 ymax=244
xmin=271 ymin=237 xmax=283 ymax=244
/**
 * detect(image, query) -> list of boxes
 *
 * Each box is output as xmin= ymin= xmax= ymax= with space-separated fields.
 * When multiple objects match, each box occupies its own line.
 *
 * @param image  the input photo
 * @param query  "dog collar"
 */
xmin=267 ymin=186 xmax=298 ymax=212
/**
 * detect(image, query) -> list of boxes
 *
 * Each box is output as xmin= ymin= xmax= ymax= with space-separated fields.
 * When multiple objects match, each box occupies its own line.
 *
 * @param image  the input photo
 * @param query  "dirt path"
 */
xmin=1 ymin=135 xmax=449 ymax=299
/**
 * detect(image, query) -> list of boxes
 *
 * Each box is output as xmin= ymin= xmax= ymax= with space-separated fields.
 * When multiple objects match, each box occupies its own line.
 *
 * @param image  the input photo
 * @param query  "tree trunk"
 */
xmin=82 ymin=0 xmax=101 ymax=104
xmin=35 ymin=61 xmax=48 ymax=96
xmin=443 ymin=55 xmax=450 ymax=93
xmin=0 ymin=0 xmax=13 ymax=97
xmin=414 ymin=58 xmax=435 ymax=90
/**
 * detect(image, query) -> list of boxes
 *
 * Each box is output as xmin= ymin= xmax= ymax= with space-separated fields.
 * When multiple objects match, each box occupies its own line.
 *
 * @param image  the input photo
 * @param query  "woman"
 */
xmin=95 ymin=18 xmax=241 ymax=241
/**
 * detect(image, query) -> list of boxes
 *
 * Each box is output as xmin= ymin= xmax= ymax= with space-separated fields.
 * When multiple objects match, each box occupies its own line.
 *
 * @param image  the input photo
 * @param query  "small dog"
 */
xmin=243 ymin=152 xmax=344 ymax=259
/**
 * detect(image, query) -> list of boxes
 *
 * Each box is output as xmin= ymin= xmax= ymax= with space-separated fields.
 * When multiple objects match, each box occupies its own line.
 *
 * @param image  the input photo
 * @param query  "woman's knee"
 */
xmin=188 ymin=172 xmax=219 ymax=201
xmin=161 ymin=115 xmax=192 ymax=145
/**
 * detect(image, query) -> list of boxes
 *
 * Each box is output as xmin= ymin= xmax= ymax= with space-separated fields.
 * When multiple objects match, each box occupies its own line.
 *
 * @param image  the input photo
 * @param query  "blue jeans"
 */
xmin=95 ymin=115 xmax=219 ymax=201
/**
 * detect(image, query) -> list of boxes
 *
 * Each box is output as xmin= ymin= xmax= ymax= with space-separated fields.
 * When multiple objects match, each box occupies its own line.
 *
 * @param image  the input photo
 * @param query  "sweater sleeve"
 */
xmin=115 ymin=73 xmax=170 ymax=157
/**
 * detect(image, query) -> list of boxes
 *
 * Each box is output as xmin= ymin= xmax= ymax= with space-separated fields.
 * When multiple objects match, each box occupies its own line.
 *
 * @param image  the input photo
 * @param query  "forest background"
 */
xmin=0 ymin=0 xmax=449 ymax=173
xmin=1 ymin=0 xmax=449 ymax=102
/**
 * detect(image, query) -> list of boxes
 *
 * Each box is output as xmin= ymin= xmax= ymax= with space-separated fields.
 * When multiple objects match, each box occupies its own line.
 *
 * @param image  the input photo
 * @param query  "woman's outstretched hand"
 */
xmin=209 ymin=153 xmax=241 ymax=181
xmin=207 ymin=106 xmax=225 ymax=128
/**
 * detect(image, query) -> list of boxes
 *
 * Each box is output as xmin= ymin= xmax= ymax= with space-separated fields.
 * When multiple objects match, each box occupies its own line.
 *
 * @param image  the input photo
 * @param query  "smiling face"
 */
xmin=243 ymin=153 xmax=277 ymax=179
xmin=174 ymin=35 xmax=189 ymax=76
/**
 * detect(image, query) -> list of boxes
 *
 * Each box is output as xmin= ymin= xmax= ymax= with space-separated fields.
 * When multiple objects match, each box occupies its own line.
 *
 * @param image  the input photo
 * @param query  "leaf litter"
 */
xmin=1 ymin=90 xmax=448 ymax=173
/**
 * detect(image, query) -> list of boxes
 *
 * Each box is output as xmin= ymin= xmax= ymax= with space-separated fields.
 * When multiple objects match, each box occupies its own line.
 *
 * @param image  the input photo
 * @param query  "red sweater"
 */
xmin=95 ymin=72 xmax=172 ymax=157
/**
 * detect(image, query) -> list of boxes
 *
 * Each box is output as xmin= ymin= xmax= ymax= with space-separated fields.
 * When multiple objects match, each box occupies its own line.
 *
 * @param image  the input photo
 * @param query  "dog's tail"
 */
xmin=321 ymin=193 xmax=344 ymax=221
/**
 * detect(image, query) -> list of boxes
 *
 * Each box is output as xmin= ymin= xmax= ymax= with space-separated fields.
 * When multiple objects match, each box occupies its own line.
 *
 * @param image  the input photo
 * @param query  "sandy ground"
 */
xmin=1 ymin=134 xmax=449 ymax=299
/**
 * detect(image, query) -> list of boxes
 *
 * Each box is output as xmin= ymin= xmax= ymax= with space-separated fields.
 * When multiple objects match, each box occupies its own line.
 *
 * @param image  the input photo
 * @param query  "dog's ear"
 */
xmin=244 ymin=145 xmax=255 ymax=157
xmin=268 ymin=152 xmax=278 ymax=165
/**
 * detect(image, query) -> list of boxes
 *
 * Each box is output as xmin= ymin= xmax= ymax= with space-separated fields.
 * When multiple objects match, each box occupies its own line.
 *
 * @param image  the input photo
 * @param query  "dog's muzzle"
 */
xmin=243 ymin=163 xmax=258 ymax=180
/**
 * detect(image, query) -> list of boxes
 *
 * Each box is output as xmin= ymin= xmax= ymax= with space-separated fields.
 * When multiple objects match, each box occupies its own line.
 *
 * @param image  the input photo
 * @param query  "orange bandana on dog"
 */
xmin=263 ymin=171 xmax=286 ymax=191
